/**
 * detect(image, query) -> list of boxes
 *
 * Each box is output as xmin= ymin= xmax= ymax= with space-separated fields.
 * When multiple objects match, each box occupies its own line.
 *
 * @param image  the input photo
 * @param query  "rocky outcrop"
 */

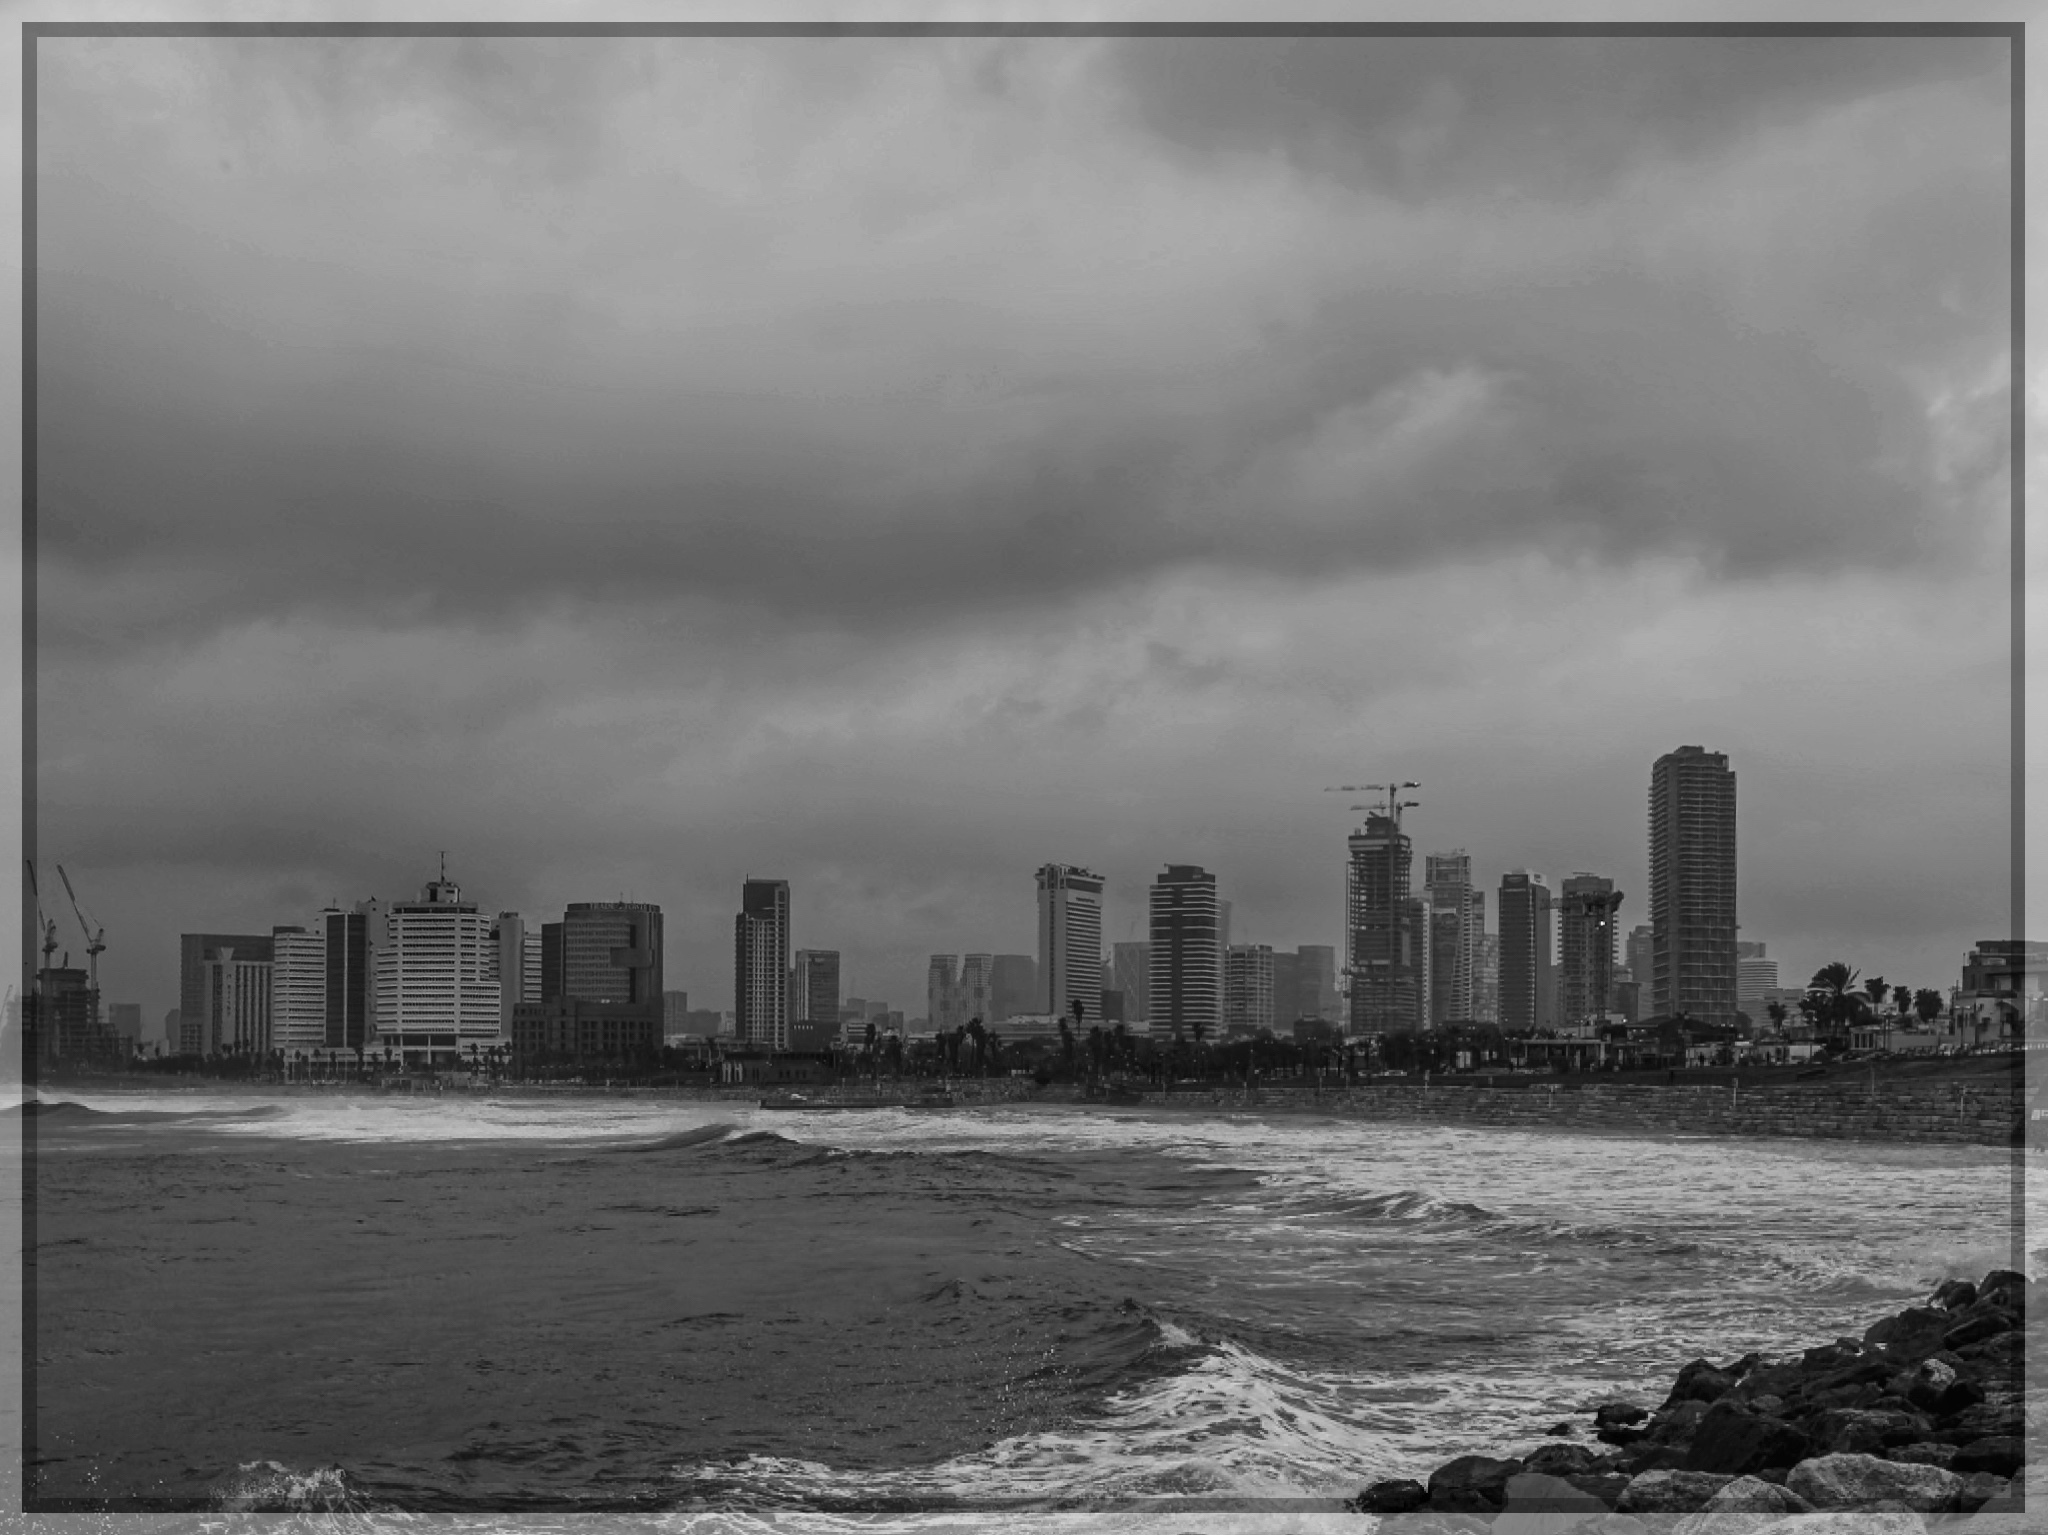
xmin=1348 ymin=1267 xmax=2034 ymax=1521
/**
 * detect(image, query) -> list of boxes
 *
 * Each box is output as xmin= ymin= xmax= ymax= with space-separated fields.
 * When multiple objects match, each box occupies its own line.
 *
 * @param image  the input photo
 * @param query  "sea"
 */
xmin=10 ymin=1084 xmax=2037 ymax=1533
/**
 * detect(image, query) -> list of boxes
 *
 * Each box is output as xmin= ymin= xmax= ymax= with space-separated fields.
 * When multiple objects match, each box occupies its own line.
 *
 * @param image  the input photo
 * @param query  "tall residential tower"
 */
xmin=1649 ymin=746 xmax=1738 ymax=1028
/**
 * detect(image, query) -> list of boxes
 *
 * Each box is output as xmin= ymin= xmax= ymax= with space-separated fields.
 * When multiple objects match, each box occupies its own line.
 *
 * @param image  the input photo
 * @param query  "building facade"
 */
xmin=1498 ymin=871 xmax=1553 ymax=1034
xmin=793 ymin=949 xmax=841 ymax=1030
xmin=734 ymin=879 xmax=792 ymax=1049
xmin=180 ymin=931 xmax=276 ymax=1058
xmin=989 ymin=954 xmax=1037 ymax=1023
xmin=323 ymin=903 xmax=382 ymax=1055
xmin=374 ymin=876 xmax=503 ymax=1068
xmin=1111 ymin=941 xmax=1151 ymax=1028
xmin=1036 ymin=864 xmax=1105 ymax=1024
xmin=1149 ymin=864 xmax=1222 ymax=1041
xmin=1347 ymin=813 xmax=1425 ymax=1035
xmin=1649 ymin=746 xmax=1739 ymax=1027
xmin=1224 ymin=943 xmax=1275 ymax=1037
xmin=1423 ymin=850 xmax=1482 ymax=1026
xmin=1558 ymin=874 xmax=1624 ymax=1028
xmin=270 ymin=924 xmax=326 ymax=1056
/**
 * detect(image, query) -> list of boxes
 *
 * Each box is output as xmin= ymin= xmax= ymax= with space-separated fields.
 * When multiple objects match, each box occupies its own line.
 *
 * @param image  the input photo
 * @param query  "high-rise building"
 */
xmin=493 ymin=912 xmax=544 ymax=1036
xmin=105 ymin=1002 xmax=142 ymax=1046
xmin=376 ymin=874 xmax=502 ymax=1068
xmin=1297 ymin=944 xmax=1340 ymax=1022
xmin=1624 ymin=924 xmax=1655 ymax=990
xmin=1149 ymin=865 xmax=1221 ymax=1040
xmin=271 ymin=924 xmax=326 ymax=1056
xmin=1649 ymin=746 xmax=1739 ymax=1027
xmin=1036 ymin=864 xmax=1105 ymax=1025
xmin=1224 ymin=943 xmax=1275 ymax=1036
xmin=1558 ymin=874 xmax=1624 ymax=1028
xmin=988 ymin=955 xmax=1037 ymax=1022
xmin=1347 ymin=813 xmax=1425 ymax=1034
xmin=516 ymin=900 xmax=665 ymax=1065
xmin=928 ymin=953 xmax=996 ymax=1033
xmin=194 ymin=944 xmax=273 ymax=1057
xmin=1498 ymin=871 xmax=1553 ymax=1033
xmin=1473 ymin=932 xmax=1500 ymax=1023
xmin=663 ymin=990 xmax=691 ymax=1037
xmin=734 ymin=879 xmax=792 ymax=1049
xmin=323 ymin=902 xmax=383 ymax=1055
xmin=180 ymin=931 xmax=276 ymax=1058
xmin=793 ymin=950 xmax=841 ymax=1029
xmin=1111 ymin=942 xmax=1151 ymax=1027
xmin=1423 ymin=851 xmax=1482 ymax=1026
xmin=1737 ymin=953 xmax=1778 ymax=1017
xmin=1271 ymin=949 xmax=1302 ymax=1027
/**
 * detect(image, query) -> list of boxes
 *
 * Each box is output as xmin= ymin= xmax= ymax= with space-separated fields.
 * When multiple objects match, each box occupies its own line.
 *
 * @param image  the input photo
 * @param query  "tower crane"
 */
xmin=25 ymin=861 xmax=58 ymax=976
xmin=56 ymin=864 xmax=106 ymax=1030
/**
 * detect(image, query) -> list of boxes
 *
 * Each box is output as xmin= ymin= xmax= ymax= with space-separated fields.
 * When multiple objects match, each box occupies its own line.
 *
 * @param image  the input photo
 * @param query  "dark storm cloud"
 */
xmin=33 ymin=32 xmax=2009 ymax=650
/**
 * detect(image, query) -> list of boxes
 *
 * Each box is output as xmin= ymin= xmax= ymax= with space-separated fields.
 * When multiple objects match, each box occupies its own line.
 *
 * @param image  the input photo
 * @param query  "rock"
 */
xmin=1805 ymin=1407 xmax=1929 ymax=1456
xmin=1589 ymin=1519 xmax=1648 ymax=1535
xmin=1662 ymin=1358 xmax=1738 ymax=1407
xmin=1941 ymin=1307 xmax=2017 ymax=1352
xmin=1594 ymin=1425 xmax=1646 ymax=1448
xmin=1976 ymin=1267 xmax=2029 ymax=1311
xmin=1951 ymin=1435 xmax=2023 ymax=1477
xmin=1353 ymin=1476 xmax=1428 ymax=1512
xmin=1593 ymin=1402 xmax=1649 ymax=1430
xmin=1501 ymin=1471 xmax=1610 ymax=1512
xmin=1862 ymin=1306 xmax=1952 ymax=1360
xmin=1731 ymin=1357 xmax=1807 ymax=1401
xmin=1769 ymin=1516 xmax=1926 ymax=1535
xmin=1957 ymin=1471 xmax=2010 ymax=1512
xmin=1902 ymin=1355 xmax=1984 ymax=1416
xmin=1521 ymin=1443 xmax=1598 ymax=1478
xmin=1619 ymin=1445 xmax=1687 ymax=1473
xmin=1942 ymin=1399 xmax=2024 ymax=1440
xmin=1562 ymin=1472 xmax=1631 ymax=1509
xmin=1613 ymin=1469 xmax=1735 ymax=1513
xmin=1951 ymin=1326 xmax=2024 ymax=1377
xmin=1427 ymin=1454 xmax=1525 ymax=1512
xmin=1647 ymin=1398 xmax=1709 ymax=1443
xmin=1681 ymin=1399 xmax=1812 ymax=1476
xmin=1930 ymin=1278 xmax=1978 ymax=1311
xmin=1545 ymin=1422 xmax=1577 ymax=1436
xmin=1786 ymin=1452 xmax=1965 ymax=1512
xmin=1885 ymin=1440 xmax=1958 ymax=1468
xmin=1699 ymin=1476 xmax=1814 ymax=1514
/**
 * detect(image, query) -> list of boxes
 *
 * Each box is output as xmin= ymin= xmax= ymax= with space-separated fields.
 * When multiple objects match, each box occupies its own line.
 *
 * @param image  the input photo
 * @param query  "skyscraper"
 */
xmin=493 ymin=912 xmax=543 ymax=1036
xmin=794 ymin=949 xmax=842 ymax=1028
xmin=989 ymin=954 xmax=1037 ymax=1023
xmin=1498 ymin=871 xmax=1553 ymax=1033
xmin=1111 ymin=941 xmax=1151 ymax=1027
xmin=1297 ymin=944 xmax=1340 ymax=1022
xmin=322 ymin=902 xmax=381 ymax=1054
xmin=1558 ymin=874 xmax=1624 ymax=1028
xmin=1036 ymin=864 xmax=1105 ymax=1024
xmin=271 ymin=924 xmax=326 ymax=1056
xmin=1423 ymin=850 xmax=1481 ymax=1025
xmin=1347 ymin=812 xmax=1424 ymax=1034
xmin=518 ymin=900 xmax=665 ymax=1064
xmin=377 ymin=873 xmax=503 ymax=1069
xmin=1149 ymin=864 xmax=1221 ymax=1041
xmin=1224 ymin=944 xmax=1275 ymax=1036
xmin=1649 ymin=746 xmax=1738 ymax=1027
xmin=734 ymin=879 xmax=792 ymax=1049
xmin=1624 ymin=924 xmax=1655 ymax=990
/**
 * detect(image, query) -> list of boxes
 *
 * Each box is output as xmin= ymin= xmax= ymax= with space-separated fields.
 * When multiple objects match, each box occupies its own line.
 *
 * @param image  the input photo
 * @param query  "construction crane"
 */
xmin=25 ymin=861 xmax=58 ymax=977
xmin=56 ymin=864 xmax=106 ymax=1026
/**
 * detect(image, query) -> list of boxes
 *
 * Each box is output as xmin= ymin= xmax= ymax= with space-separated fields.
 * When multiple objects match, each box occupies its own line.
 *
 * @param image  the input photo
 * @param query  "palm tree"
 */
xmin=1807 ymin=962 xmax=1865 ymax=1053
xmin=964 ymin=1018 xmax=988 ymax=1077
xmin=1914 ymin=988 xmax=1945 ymax=1029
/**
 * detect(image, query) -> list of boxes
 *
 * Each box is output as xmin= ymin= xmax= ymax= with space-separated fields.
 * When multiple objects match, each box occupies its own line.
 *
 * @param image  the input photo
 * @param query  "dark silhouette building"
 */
xmin=1649 ymin=746 xmax=1738 ymax=1028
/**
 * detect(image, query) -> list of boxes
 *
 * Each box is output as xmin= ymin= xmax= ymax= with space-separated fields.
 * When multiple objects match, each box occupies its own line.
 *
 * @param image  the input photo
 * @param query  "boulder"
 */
xmin=1593 ymin=1402 xmax=1648 ymax=1430
xmin=1681 ymin=1399 xmax=1811 ymax=1476
xmin=1352 ymin=1477 xmax=1428 ymax=1512
xmin=1902 ymin=1356 xmax=1984 ymax=1416
xmin=1862 ymin=1306 xmax=1952 ymax=1360
xmin=1929 ymin=1278 xmax=1978 ymax=1311
xmin=1562 ymin=1472 xmax=1631 ymax=1509
xmin=1521 ymin=1443 xmax=1598 ymax=1478
xmin=1951 ymin=1435 xmax=2023 ymax=1477
xmin=1976 ymin=1268 xmax=2029 ymax=1311
xmin=1957 ymin=1471 xmax=2011 ymax=1512
xmin=1804 ymin=1407 xmax=1928 ymax=1456
xmin=1501 ymin=1471 xmax=1610 ymax=1513
xmin=1885 ymin=1440 xmax=1958 ymax=1468
xmin=1697 ymin=1476 xmax=1814 ymax=1514
xmin=1941 ymin=1307 xmax=2017 ymax=1352
xmin=1942 ymin=1399 xmax=2024 ymax=1441
xmin=1427 ymin=1454 xmax=1525 ymax=1512
xmin=1646 ymin=1399 xmax=1709 ymax=1444
xmin=1951 ymin=1326 xmax=2025 ymax=1376
xmin=1613 ymin=1470 xmax=1735 ymax=1513
xmin=1662 ymin=1358 xmax=1737 ymax=1407
xmin=1786 ymin=1452 xmax=1965 ymax=1513
xmin=1589 ymin=1519 xmax=1649 ymax=1535
xmin=1765 ymin=1516 xmax=1926 ymax=1535
xmin=1593 ymin=1425 xmax=1646 ymax=1448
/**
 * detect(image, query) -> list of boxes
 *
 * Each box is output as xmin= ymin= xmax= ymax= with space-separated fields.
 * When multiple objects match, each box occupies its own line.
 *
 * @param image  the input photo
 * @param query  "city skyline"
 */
xmin=22 ymin=32 xmax=2015 ymax=1030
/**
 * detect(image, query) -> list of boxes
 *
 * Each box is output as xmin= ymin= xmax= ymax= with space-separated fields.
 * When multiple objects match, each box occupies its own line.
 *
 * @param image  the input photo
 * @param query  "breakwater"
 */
xmin=1141 ymin=1076 xmax=2027 ymax=1146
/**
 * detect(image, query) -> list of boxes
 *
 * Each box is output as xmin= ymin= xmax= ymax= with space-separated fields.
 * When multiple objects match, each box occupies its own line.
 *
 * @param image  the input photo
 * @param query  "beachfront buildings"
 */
xmin=270 ymin=924 xmax=326 ymax=1056
xmin=178 ymin=931 xmax=275 ymax=1057
xmin=1498 ymin=872 xmax=1553 ymax=1033
xmin=1149 ymin=864 xmax=1222 ymax=1041
xmin=1424 ymin=850 xmax=1483 ymax=1025
xmin=513 ymin=900 xmax=666 ymax=1065
xmin=1224 ymin=943 xmax=1275 ymax=1037
xmin=375 ymin=874 xmax=503 ymax=1069
xmin=1649 ymin=746 xmax=1739 ymax=1028
xmin=1110 ymin=941 xmax=1151 ymax=1029
xmin=1558 ymin=874 xmax=1624 ymax=1028
xmin=794 ymin=949 xmax=842 ymax=1032
xmin=927 ymin=952 xmax=994 ymax=1033
xmin=1347 ymin=812 xmax=1426 ymax=1035
xmin=493 ymin=912 xmax=544 ymax=1035
xmin=989 ymin=954 xmax=1037 ymax=1023
xmin=734 ymin=879 xmax=792 ymax=1050
xmin=1036 ymin=863 xmax=1105 ymax=1024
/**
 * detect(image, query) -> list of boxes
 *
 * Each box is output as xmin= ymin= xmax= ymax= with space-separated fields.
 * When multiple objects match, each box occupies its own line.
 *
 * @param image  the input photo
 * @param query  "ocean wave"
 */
xmin=209 ymin=1459 xmax=371 ymax=1513
xmin=8 ymin=1099 xmax=287 ymax=1124
xmin=600 ymin=1122 xmax=743 ymax=1153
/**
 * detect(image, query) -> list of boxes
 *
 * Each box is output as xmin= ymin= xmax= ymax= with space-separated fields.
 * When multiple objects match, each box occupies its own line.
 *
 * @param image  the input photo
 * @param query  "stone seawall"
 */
xmin=1156 ymin=1078 xmax=2025 ymax=1146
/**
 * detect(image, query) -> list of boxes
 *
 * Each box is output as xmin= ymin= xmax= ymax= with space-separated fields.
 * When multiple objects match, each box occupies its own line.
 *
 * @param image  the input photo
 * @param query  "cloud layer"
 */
xmin=30 ymin=32 xmax=2015 ymax=1019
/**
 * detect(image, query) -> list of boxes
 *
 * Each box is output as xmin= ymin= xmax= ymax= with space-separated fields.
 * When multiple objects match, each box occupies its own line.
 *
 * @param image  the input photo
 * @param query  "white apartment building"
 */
xmin=375 ymin=875 xmax=501 ymax=1067
xmin=270 ymin=925 xmax=326 ymax=1055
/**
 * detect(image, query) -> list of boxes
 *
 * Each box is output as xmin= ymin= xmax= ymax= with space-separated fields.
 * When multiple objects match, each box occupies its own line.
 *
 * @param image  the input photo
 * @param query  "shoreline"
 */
xmin=1355 ymin=1269 xmax=2034 ymax=1524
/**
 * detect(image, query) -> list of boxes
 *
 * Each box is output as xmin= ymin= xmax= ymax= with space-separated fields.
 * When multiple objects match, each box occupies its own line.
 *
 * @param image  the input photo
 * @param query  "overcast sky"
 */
xmin=24 ymin=25 xmax=2019 ymax=1022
